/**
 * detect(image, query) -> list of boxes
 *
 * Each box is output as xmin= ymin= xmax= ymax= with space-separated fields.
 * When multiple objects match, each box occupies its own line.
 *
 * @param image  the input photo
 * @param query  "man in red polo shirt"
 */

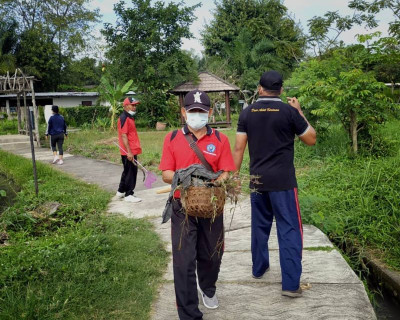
xmin=116 ymin=97 xmax=142 ymax=203
xmin=159 ymin=90 xmax=236 ymax=320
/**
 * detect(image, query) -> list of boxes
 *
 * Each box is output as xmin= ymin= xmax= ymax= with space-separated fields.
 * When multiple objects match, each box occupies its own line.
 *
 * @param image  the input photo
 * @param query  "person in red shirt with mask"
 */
xmin=159 ymin=90 xmax=236 ymax=320
xmin=116 ymin=97 xmax=142 ymax=203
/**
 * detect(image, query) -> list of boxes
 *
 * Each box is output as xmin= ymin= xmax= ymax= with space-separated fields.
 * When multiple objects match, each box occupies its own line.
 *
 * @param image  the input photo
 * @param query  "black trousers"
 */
xmin=118 ymin=155 xmax=138 ymax=196
xmin=50 ymin=133 xmax=64 ymax=155
xmin=171 ymin=199 xmax=224 ymax=320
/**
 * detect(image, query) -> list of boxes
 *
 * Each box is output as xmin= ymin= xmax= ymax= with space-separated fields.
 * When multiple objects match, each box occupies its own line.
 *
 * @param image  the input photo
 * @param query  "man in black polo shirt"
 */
xmin=233 ymin=70 xmax=316 ymax=297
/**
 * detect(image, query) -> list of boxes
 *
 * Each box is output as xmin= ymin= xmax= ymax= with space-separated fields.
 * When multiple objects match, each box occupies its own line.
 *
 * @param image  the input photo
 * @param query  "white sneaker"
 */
xmin=197 ymin=285 xmax=219 ymax=309
xmin=52 ymin=156 xmax=59 ymax=164
xmin=115 ymin=191 xmax=125 ymax=198
xmin=124 ymin=195 xmax=142 ymax=203
xmin=58 ymin=159 xmax=64 ymax=165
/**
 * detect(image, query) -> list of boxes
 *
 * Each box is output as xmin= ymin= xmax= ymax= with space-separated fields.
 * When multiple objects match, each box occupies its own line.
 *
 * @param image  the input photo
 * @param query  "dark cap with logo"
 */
xmin=259 ymin=70 xmax=283 ymax=90
xmin=123 ymin=97 xmax=140 ymax=106
xmin=184 ymin=90 xmax=211 ymax=112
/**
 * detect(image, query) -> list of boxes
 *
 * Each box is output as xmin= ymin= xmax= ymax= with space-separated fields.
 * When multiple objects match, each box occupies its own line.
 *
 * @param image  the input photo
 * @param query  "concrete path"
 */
xmin=0 ymin=134 xmax=166 ymax=192
xmin=0 ymin=134 xmax=377 ymax=319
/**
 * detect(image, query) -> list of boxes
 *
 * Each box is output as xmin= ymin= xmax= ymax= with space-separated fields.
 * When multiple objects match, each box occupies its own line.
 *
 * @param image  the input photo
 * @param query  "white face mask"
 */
xmin=186 ymin=112 xmax=208 ymax=130
xmin=128 ymin=111 xmax=136 ymax=116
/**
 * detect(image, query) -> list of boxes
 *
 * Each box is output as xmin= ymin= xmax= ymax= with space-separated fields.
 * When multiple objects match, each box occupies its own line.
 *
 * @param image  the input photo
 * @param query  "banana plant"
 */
xmin=98 ymin=76 xmax=136 ymax=129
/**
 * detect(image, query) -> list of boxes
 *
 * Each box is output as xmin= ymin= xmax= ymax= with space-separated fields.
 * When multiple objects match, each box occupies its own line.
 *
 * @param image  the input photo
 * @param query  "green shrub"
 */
xmin=297 ymin=121 xmax=400 ymax=270
xmin=59 ymin=106 xmax=110 ymax=127
xmin=0 ymin=119 xmax=18 ymax=135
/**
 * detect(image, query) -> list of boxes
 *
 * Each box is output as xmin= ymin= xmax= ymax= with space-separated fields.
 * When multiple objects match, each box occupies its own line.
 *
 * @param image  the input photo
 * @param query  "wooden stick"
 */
xmin=156 ymin=186 xmax=172 ymax=194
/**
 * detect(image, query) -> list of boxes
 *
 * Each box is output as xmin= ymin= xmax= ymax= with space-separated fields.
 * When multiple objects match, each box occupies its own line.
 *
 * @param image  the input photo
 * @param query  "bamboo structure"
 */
xmin=0 ymin=69 xmax=40 ymax=146
xmin=0 ymin=69 xmax=39 ymax=195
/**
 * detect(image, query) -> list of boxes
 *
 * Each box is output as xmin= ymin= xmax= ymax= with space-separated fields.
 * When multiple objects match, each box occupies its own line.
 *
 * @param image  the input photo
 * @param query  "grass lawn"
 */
xmin=0 ymin=151 xmax=168 ymax=319
xmin=63 ymin=115 xmax=249 ymax=174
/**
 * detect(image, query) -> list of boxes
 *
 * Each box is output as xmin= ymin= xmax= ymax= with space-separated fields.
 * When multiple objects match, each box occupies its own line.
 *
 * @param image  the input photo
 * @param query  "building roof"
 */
xmin=170 ymin=72 xmax=240 ymax=93
xmin=0 ymin=92 xmax=99 ymax=98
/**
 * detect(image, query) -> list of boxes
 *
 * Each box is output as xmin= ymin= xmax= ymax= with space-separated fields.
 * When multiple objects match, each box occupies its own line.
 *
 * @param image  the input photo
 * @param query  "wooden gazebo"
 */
xmin=170 ymin=72 xmax=240 ymax=127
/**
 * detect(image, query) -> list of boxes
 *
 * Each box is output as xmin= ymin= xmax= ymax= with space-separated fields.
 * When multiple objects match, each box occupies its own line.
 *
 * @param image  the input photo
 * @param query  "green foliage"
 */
xmin=202 ymin=0 xmax=306 ymax=90
xmin=0 ymin=119 xmax=18 ymax=135
xmin=15 ymin=28 xmax=60 ymax=91
xmin=97 ymin=76 xmax=135 ymax=129
xmin=349 ymin=0 xmax=400 ymax=39
xmin=60 ymin=57 xmax=102 ymax=88
xmin=287 ymin=48 xmax=397 ymax=154
xmin=0 ymin=17 xmax=17 ymax=73
xmin=0 ymin=151 xmax=168 ymax=318
xmin=102 ymin=0 xmax=199 ymax=126
xmin=59 ymin=106 xmax=110 ymax=127
xmin=298 ymin=151 xmax=400 ymax=271
xmin=0 ymin=0 xmax=100 ymax=90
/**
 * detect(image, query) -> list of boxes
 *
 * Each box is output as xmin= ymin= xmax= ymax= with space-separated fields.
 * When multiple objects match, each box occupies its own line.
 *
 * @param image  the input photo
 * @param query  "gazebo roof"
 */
xmin=170 ymin=71 xmax=240 ymax=93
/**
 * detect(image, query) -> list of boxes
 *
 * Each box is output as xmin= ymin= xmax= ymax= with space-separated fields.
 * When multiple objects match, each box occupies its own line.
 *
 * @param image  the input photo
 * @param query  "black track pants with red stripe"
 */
xmin=171 ymin=199 xmax=224 ymax=320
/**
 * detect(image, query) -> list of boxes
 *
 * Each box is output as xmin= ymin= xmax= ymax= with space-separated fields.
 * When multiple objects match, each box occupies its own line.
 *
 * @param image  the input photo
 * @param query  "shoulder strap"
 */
xmin=184 ymin=133 xmax=213 ymax=172
xmin=214 ymin=129 xmax=221 ymax=142
xmin=170 ymin=129 xmax=178 ymax=142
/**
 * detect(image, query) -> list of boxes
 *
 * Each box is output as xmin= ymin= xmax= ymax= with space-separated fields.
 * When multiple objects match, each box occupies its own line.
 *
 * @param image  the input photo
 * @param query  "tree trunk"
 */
xmin=111 ymin=108 xmax=115 ymax=130
xmin=350 ymin=110 xmax=358 ymax=154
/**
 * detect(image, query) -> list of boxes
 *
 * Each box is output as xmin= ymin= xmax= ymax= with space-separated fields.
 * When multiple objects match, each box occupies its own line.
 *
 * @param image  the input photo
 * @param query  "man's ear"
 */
xmin=208 ymin=108 xmax=213 ymax=117
xmin=280 ymin=87 xmax=284 ymax=95
xmin=181 ymin=107 xmax=187 ymax=120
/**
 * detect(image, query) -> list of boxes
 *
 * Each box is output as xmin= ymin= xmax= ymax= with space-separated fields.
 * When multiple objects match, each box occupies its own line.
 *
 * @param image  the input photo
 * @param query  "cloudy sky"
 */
xmin=89 ymin=0 xmax=393 ymax=56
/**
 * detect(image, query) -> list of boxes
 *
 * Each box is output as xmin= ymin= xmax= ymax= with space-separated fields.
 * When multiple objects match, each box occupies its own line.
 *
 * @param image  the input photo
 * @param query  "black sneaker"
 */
xmin=281 ymin=288 xmax=302 ymax=298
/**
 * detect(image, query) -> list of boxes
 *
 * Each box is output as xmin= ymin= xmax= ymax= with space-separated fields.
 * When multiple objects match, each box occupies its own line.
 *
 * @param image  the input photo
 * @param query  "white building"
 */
xmin=0 ymin=92 xmax=101 ymax=117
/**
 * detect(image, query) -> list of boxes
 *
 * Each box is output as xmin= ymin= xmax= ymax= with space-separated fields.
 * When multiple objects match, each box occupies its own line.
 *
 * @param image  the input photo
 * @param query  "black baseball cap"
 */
xmin=259 ymin=70 xmax=283 ymax=90
xmin=184 ymin=90 xmax=211 ymax=112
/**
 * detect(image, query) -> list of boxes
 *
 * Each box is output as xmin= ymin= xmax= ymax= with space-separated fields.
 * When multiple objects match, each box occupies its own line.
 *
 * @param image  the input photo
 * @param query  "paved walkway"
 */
xmin=0 ymin=134 xmax=376 ymax=319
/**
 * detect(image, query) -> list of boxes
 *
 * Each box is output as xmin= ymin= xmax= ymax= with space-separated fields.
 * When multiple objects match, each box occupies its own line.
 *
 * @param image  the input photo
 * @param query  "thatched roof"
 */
xmin=170 ymin=72 xmax=240 ymax=93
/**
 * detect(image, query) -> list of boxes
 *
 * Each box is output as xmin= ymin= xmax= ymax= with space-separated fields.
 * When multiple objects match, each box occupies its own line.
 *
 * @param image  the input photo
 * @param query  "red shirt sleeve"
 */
xmin=159 ymin=132 xmax=176 ymax=171
xmin=217 ymin=135 xmax=236 ymax=172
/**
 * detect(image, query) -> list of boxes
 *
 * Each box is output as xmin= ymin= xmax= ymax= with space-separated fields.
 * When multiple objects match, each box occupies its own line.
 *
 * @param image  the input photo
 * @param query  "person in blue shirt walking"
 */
xmin=45 ymin=105 xmax=68 ymax=165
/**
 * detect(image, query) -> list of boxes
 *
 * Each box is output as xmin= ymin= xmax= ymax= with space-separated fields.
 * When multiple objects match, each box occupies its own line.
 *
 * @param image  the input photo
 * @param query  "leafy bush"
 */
xmin=59 ymin=106 xmax=110 ymax=127
xmin=297 ymin=121 xmax=400 ymax=270
xmin=0 ymin=119 xmax=18 ymax=135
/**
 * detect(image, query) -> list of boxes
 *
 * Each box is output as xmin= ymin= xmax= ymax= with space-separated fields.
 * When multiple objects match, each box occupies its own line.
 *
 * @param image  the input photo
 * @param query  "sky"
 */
xmin=89 ymin=0 xmax=393 ymax=57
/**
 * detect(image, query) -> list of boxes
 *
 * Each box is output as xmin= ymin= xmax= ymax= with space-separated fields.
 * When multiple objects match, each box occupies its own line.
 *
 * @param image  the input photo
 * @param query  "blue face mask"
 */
xmin=186 ymin=112 xmax=208 ymax=130
xmin=128 ymin=111 xmax=136 ymax=116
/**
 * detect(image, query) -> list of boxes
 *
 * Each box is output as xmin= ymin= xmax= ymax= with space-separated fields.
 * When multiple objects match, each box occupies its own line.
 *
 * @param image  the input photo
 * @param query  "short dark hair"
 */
xmin=261 ymin=86 xmax=281 ymax=96
xmin=52 ymin=105 xmax=59 ymax=113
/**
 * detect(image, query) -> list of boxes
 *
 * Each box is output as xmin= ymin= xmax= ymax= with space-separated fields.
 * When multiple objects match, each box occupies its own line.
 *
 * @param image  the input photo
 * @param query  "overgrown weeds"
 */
xmin=297 ymin=120 xmax=400 ymax=271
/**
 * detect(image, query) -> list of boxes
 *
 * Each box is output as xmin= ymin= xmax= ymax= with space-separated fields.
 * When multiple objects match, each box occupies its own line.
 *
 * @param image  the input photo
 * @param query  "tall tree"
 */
xmin=0 ymin=17 xmax=18 ymax=73
xmin=102 ymin=0 xmax=199 ymax=125
xmin=287 ymin=48 xmax=397 ymax=154
xmin=0 ymin=0 xmax=100 ymax=90
xmin=349 ymin=0 xmax=400 ymax=39
xmin=60 ymin=57 xmax=102 ymax=90
xmin=202 ymin=0 xmax=306 ymax=90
